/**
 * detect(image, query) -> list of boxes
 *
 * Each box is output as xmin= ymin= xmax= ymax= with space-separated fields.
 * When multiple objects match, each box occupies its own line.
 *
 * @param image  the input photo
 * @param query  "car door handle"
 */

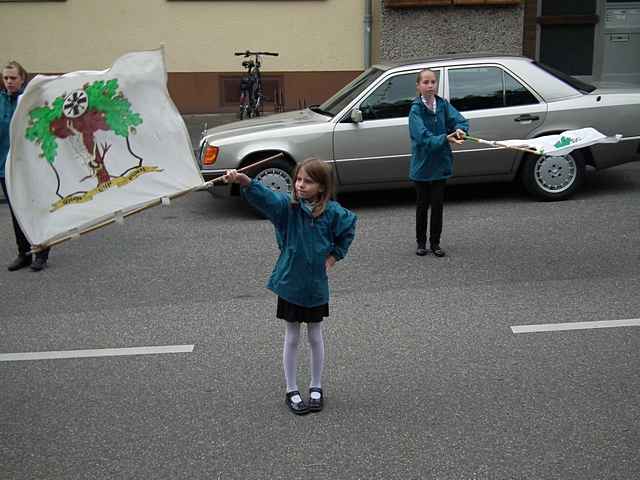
xmin=514 ymin=114 xmax=539 ymax=123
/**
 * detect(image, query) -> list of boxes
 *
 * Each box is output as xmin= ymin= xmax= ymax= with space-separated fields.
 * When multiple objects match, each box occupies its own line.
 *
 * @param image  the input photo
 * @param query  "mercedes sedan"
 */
xmin=198 ymin=54 xmax=640 ymax=201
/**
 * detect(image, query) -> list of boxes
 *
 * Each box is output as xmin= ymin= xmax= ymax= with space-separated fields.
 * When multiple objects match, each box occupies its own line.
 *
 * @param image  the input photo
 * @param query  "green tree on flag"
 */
xmin=26 ymin=79 xmax=144 ymax=197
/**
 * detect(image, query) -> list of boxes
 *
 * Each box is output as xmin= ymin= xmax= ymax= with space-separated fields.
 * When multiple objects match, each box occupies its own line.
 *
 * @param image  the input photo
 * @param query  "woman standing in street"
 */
xmin=409 ymin=68 xmax=468 ymax=258
xmin=1 ymin=60 xmax=51 ymax=271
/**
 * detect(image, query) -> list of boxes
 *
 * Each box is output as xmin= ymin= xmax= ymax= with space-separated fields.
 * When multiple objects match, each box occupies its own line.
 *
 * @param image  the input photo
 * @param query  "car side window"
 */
xmin=449 ymin=66 xmax=538 ymax=112
xmin=448 ymin=67 xmax=503 ymax=111
xmin=359 ymin=72 xmax=433 ymax=121
xmin=504 ymin=71 xmax=539 ymax=107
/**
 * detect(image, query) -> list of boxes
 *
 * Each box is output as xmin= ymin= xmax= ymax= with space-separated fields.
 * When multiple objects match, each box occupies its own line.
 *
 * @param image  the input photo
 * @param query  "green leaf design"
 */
xmin=554 ymin=136 xmax=575 ymax=149
xmin=85 ymin=79 xmax=143 ymax=137
xmin=25 ymin=78 xmax=143 ymax=165
xmin=25 ymin=97 xmax=64 ymax=164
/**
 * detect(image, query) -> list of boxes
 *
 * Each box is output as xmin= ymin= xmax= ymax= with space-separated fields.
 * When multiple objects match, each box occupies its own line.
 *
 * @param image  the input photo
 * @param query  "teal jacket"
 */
xmin=241 ymin=179 xmax=357 ymax=308
xmin=408 ymin=96 xmax=468 ymax=182
xmin=0 ymin=88 xmax=21 ymax=178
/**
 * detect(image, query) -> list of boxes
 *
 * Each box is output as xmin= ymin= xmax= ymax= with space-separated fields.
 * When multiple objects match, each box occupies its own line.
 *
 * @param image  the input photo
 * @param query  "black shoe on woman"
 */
xmin=308 ymin=387 xmax=324 ymax=412
xmin=285 ymin=390 xmax=309 ymax=415
xmin=7 ymin=255 xmax=31 ymax=271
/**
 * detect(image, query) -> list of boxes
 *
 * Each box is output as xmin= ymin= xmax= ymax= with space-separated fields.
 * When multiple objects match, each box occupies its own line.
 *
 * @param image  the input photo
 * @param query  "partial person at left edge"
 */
xmin=1 ymin=60 xmax=51 ymax=272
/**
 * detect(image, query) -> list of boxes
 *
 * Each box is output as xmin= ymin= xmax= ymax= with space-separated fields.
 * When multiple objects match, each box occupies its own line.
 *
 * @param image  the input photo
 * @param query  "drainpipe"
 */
xmin=364 ymin=0 xmax=372 ymax=68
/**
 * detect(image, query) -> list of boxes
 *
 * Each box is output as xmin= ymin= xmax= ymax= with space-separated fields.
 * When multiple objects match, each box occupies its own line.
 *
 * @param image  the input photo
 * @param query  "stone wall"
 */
xmin=380 ymin=2 xmax=525 ymax=61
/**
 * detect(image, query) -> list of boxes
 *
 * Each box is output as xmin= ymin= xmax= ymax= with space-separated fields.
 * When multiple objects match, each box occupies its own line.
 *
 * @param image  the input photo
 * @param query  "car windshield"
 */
xmin=319 ymin=67 xmax=385 ymax=116
xmin=534 ymin=62 xmax=596 ymax=94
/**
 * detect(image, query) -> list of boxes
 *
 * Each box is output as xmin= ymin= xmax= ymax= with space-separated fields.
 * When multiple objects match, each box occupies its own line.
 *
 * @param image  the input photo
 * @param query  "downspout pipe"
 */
xmin=364 ymin=0 xmax=372 ymax=68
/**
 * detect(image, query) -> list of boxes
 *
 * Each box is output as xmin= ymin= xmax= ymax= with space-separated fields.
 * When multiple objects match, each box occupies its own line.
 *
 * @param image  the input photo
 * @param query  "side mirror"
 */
xmin=350 ymin=109 xmax=363 ymax=123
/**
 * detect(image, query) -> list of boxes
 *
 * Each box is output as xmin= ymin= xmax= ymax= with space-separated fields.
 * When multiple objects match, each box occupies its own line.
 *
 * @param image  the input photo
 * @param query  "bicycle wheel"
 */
xmin=248 ymin=79 xmax=261 ymax=118
xmin=239 ymin=93 xmax=250 ymax=120
xmin=254 ymin=93 xmax=263 ymax=117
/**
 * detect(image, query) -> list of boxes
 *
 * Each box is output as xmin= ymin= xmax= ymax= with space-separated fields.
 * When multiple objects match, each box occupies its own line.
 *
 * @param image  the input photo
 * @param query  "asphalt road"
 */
xmin=2 ymin=163 xmax=639 ymax=480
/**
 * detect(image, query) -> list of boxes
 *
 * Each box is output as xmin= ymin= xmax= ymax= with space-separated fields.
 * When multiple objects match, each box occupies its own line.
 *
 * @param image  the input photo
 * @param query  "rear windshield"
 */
xmin=320 ymin=67 xmax=385 ymax=116
xmin=534 ymin=62 xmax=596 ymax=94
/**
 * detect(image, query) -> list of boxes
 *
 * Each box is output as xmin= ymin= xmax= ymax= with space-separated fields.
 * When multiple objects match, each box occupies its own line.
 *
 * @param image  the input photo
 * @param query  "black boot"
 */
xmin=30 ymin=256 xmax=48 ymax=272
xmin=8 ymin=255 xmax=31 ymax=271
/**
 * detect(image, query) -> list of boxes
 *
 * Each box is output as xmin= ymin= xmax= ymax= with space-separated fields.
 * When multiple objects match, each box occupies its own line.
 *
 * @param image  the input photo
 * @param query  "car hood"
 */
xmin=200 ymin=109 xmax=331 ymax=145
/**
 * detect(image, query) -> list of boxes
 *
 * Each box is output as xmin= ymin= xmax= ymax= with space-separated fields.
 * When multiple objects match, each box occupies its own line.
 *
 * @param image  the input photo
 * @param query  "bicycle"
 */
xmin=235 ymin=50 xmax=279 ymax=120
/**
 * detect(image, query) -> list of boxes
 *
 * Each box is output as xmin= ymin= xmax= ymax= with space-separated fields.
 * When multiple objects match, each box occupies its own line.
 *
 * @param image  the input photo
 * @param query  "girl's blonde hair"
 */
xmin=291 ymin=158 xmax=336 ymax=216
xmin=416 ymin=68 xmax=436 ymax=84
xmin=3 ymin=61 xmax=28 ymax=82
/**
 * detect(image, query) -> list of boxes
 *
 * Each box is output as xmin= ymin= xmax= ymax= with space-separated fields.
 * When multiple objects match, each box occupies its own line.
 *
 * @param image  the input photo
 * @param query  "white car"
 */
xmin=199 ymin=54 xmax=640 ymax=200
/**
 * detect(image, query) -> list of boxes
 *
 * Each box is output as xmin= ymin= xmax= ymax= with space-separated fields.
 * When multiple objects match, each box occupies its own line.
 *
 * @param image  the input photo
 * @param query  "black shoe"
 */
xmin=431 ymin=245 xmax=446 ymax=257
xmin=8 ymin=255 xmax=31 ymax=271
xmin=285 ymin=390 xmax=309 ymax=415
xmin=30 ymin=257 xmax=47 ymax=272
xmin=416 ymin=244 xmax=428 ymax=256
xmin=308 ymin=387 xmax=324 ymax=412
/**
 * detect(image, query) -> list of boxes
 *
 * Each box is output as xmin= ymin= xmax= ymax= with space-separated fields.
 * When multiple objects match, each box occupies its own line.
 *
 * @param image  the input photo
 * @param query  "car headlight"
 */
xmin=202 ymin=145 xmax=219 ymax=166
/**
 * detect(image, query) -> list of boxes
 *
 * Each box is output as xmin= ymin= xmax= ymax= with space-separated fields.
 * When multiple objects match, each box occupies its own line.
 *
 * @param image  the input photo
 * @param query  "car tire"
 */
xmin=244 ymin=158 xmax=294 ymax=218
xmin=521 ymin=150 xmax=585 ymax=201
xmin=252 ymin=158 xmax=294 ymax=195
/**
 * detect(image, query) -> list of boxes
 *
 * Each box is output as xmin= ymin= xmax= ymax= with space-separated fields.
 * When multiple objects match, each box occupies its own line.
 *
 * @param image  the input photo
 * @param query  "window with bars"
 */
xmin=385 ymin=0 xmax=520 ymax=7
xmin=220 ymin=75 xmax=282 ymax=107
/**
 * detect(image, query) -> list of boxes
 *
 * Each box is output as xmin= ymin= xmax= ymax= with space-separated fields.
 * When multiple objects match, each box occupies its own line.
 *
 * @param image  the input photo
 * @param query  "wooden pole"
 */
xmin=202 ymin=152 xmax=284 ymax=188
xmin=29 ymin=153 xmax=285 ymax=253
xmin=465 ymin=133 xmax=640 ymax=152
xmin=464 ymin=134 xmax=541 ymax=155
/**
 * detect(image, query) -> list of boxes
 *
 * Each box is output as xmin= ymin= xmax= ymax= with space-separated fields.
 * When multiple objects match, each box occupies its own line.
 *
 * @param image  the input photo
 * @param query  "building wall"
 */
xmin=0 ymin=0 xmax=370 ymax=113
xmin=523 ymin=0 xmax=640 ymax=84
xmin=380 ymin=1 xmax=525 ymax=60
xmin=522 ymin=0 xmax=537 ymax=59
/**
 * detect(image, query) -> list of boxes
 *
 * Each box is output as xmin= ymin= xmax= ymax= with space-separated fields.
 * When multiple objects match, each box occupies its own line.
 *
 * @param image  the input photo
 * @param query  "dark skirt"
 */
xmin=277 ymin=296 xmax=329 ymax=323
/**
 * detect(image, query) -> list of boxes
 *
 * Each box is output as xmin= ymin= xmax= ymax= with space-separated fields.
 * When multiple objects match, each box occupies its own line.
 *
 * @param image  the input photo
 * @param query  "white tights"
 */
xmin=283 ymin=322 xmax=324 ymax=393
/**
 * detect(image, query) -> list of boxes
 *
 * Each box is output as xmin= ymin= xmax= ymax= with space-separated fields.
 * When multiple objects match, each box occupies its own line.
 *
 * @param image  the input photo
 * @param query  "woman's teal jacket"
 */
xmin=0 ymin=89 xmax=21 ymax=178
xmin=408 ymin=96 xmax=468 ymax=182
xmin=241 ymin=179 xmax=357 ymax=308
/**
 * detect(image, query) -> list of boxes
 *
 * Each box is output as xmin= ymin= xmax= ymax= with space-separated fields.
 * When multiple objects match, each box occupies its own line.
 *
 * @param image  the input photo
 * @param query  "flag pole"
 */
xmin=201 ymin=152 xmax=284 ymax=188
xmin=463 ymin=134 xmax=541 ymax=155
xmin=29 ymin=153 xmax=285 ymax=253
xmin=465 ymin=133 xmax=640 ymax=152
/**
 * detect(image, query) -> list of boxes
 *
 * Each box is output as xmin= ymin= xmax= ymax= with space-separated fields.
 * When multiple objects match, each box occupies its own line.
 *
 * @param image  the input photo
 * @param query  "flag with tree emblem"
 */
xmin=5 ymin=49 xmax=204 ymax=246
xmin=495 ymin=128 xmax=621 ymax=156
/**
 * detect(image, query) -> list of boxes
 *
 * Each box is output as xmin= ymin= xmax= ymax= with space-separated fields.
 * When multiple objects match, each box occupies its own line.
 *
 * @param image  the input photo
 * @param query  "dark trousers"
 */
xmin=414 ymin=179 xmax=446 ymax=248
xmin=1 ymin=177 xmax=49 ymax=260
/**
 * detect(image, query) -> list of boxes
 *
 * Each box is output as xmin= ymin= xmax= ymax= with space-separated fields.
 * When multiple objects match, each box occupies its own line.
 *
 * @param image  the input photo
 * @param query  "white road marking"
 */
xmin=511 ymin=318 xmax=640 ymax=334
xmin=0 ymin=344 xmax=194 ymax=362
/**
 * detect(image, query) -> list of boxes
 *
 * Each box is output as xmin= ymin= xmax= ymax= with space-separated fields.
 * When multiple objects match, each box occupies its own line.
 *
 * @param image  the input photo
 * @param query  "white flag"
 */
xmin=499 ymin=128 xmax=621 ymax=156
xmin=6 ymin=49 xmax=204 ymax=246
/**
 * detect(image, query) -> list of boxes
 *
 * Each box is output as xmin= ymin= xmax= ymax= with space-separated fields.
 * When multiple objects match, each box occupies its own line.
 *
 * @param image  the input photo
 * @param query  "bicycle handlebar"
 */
xmin=234 ymin=51 xmax=279 ymax=57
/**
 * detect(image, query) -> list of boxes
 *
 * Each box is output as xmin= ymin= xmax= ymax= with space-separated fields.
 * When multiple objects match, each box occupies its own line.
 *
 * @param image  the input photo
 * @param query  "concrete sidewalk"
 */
xmin=0 ymin=113 xmax=237 ymax=203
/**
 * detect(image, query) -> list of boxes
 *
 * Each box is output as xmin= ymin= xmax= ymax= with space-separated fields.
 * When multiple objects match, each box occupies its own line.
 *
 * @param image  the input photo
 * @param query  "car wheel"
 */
xmin=521 ymin=150 xmax=585 ymax=200
xmin=252 ymin=158 xmax=293 ymax=195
